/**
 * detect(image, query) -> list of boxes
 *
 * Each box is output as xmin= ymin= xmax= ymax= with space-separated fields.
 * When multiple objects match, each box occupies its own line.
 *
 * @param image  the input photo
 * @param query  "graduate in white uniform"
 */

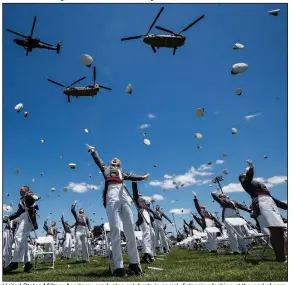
xmin=239 ymin=161 xmax=287 ymax=262
xmin=71 ymin=202 xmax=91 ymax=263
xmin=3 ymin=186 xmax=40 ymax=273
xmin=61 ymin=214 xmax=76 ymax=260
xmin=43 ymin=219 xmax=58 ymax=262
xmin=132 ymin=181 xmax=155 ymax=264
xmin=87 ymin=144 xmax=149 ymax=277
xmin=192 ymin=192 xmax=222 ymax=252
xmin=154 ymin=205 xmax=173 ymax=253
xmin=3 ymin=220 xmax=15 ymax=267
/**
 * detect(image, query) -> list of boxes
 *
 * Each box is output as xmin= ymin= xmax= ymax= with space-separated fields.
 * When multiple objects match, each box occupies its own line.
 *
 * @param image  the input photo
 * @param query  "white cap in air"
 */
xmin=143 ymin=138 xmax=151 ymax=145
xmin=41 ymin=139 xmax=45 ymax=144
xmin=231 ymin=63 xmax=248 ymax=75
xmin=81 ymin=54 xmax=93 ymax=67
xmin=85 ymin=129 xmax=89 ymax=133
xmin=51 ymin=188 xmax=56 ymax=192
xmin=24 ymin=112 xmax=28 ymax=118
xmin=125 ymin=84 xmax=132 ymax=94
xmin=231 ymin=128 xmax=237 ymax=134
xmin=268 ymin=9 xmax=280 ymax=16
xmin=235 ymin=88 xmax=243 ymax=96
xmin=195 ymin=133 xmax=203 ymax=140
xmin=223 ymin=169 xmax=228 ymax=175
xmin=195 ymin=108 xmax=205 ymax=118
xmin=69 ymin=163 xmax=76 ymax=169
xmin=233 ymin=43 xmax=244 ymax=49
xmin=14 ymin=103 xmax=23 ymax=112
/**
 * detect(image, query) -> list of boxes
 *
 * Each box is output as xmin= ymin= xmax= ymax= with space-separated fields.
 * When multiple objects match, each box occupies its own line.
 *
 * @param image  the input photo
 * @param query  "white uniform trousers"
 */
xmin=3 ymin=229 xmax=13 ymax=267
xmin=106 ymin=183 xmax=139 ymax=269
xmin=141 ymin=221 xmax=152 ymax=255
xmin=204 ymin=218 xmax=217 ymax=251
xmin=63 ymin=233 xmax=72 ymax=258
xmin=44 ymin=237 xmax=55 ymax=263
xmin=75 ymin=225 xmax=89 ymax=261
xmin=150 ymin=225 xmax=156 ymax=256
xmin=11 ymin=212 xmax=32 ymax=263
xmin=154 ymin=219 xmax=169 ymax=251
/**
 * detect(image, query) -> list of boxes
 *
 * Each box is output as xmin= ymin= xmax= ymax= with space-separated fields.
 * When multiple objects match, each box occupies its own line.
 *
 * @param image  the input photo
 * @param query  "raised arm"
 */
xmin=71 ymin=222 xmax=76 ymax=228
xmin=211 ymin=192 xmax=228 ymax=207
xmin=90 ymin=150 xmax=107 ymax=173
xmin=235 ymin=201 xmax=252 ymax=213
xmin=43 ymin=220 xmax=48 ymax=231
xmin=61 ymin=215 xmax=66 ymax=229
xmin=162 ymin=212 xmax=172 ymax=224
xmin=245 ymin=166 xmax=254 ymax=183
xmin=71 ymin=204 xmax=77 ymax=220
xmin=193 ymin=196 xmax=203 ymax=218
xmin=271 ymin=196 xmax=288 ymax=210
xmin=123 ymin=171 xmax=149 ymax=181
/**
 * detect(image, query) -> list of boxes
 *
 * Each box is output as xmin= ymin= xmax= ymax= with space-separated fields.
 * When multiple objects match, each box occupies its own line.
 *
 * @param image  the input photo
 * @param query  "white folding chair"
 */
xmin=225 ymin=217 xmax=270 ymax=261
xmin=34 ymin=236 xmax=55 ymax=270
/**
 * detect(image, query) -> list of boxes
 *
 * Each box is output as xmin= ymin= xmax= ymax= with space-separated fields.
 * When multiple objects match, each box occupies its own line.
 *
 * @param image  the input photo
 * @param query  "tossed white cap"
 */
xmin=24 ymin=112 xmax=28 ymax=118
xmin=222 ymin=153 xmax=227 ymax=157
xmin=41 ymin=139 xmax=45 ymax=144
xmin=51 ymin=188 xmax=56 ymax=192
xmin=235 ymin=88 xmax=243 ymax=96
xmin=195 ymin=133 xmax=203 ymax=140
xmin=223 ymin=169 xmax=228 ymax=175
xmin=268 ymin=9 xmax=280 ymax=16
xmin=231 ymin=63 xmax=248 ymax=75
xmin=233 ymin=43 xmax=244 ymax=49
xmin=143 ymin=138 xmax=151 ymax=145
xmin=69 ymin=163 xmax=76 ymax=169
xmin=14 ymin=103 xmax=23 ymax=112
xmin=84 ymin=129 xmax=89 ymax=133
xmin=63 ymin=187 xmax=68 ymax=192
xmin=231 ymin=128 xmax=237 ymax=134
xmin=15 ymin=168 xmax=20 ymax=174
xmin=195 ymin=108 xmax=205 ymax=118
xmin=197 ymin=145 xmax=203 ymax=150
xmin=81 ymin=54 xmax=93 ymax=67
xmin=125 ymin=84 xmax=132 ymax=94
xmin=264 ymin=155 xmax=268 ymax=159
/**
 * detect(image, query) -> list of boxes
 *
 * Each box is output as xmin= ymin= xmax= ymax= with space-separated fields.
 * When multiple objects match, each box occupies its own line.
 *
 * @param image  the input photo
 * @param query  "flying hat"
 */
xmin=143 ymin=139 xmax=151 ymax=145
xmin=231 ymin=128 xmax=237 ymax=134
xmin=231 ymin=63 xmax=248 ymax=75
xmin=195 ymin=133 xmax=203 ymax=140
xmin=233 ymin=43 xmax=244 ymax=49
xmin=195 ymin=108 xmax=205 ymax=118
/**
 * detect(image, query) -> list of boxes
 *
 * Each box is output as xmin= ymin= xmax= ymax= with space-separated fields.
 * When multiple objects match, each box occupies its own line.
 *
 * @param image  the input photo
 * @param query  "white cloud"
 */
xmin=149 ymin=166 xmax=214 ymax=190
xmin=164 ymin=174 xmax=173 ymax=179
xmin=3 ymin=204 xmax=13 ymax=213
xmin=198 ymin=164 xmax=212 ymax=171
xmin=142 ymin=196 xmax=152 ymax=202
xmin=223 ymin=175 xmax=287 ymax=193
xmin=169 ymin=208 xmax=192 ymax=215
xmin=222 ymin=183 xmax=244 ymax=193
xmin=139 ymin=124 xmax=150 ymax=130
xmin=148 ymin=113 xmax=156 ymax=119
xmin=216 ymin=160 xmax=224 ymax=165
xmin=152 ymin=194 xmax=164 ymax=201
xmin=244 ymin=113 xmax=261 ymax=121
xmin=67 ymin=182 xmax=99 ymax=193
xmin=267 ymin=176 xmax=287 ymax=184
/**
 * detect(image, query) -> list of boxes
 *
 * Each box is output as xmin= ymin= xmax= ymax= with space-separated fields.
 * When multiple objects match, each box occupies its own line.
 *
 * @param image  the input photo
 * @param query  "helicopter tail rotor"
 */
xmin=56 ymin=41 xmax=61 ymax=54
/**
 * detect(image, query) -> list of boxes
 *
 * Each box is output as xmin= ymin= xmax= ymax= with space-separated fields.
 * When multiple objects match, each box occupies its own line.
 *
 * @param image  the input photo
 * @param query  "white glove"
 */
xmin=74 ymin=200 xmax=78 ymax=205
xmin=171 ymin=223 xmax=174 ymax=226
xmin=246 ymin=160 xmax=254 ymax=168
xmin=192 ymin=191 xmax=197 ymax=197
xmin=3 ymin=215 xmax=9 ymax=222
xmin=85 ymin=144 xmax=95 ymax=153
xmin=143 ymin=173 xmax=150 ymax=180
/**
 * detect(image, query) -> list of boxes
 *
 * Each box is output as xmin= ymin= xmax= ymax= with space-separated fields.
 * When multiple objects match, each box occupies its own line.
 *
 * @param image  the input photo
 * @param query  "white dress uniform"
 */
xmin=154 ymin=207 xmax=172 ymax=253
xmin=140 ymin=209 xmax=152 ymax=254
xmin=3 ymin=222 xmax=14 ymax=267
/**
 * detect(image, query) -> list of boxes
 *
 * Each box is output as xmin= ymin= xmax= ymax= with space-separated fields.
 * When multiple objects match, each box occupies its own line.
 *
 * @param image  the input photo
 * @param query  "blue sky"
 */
xmin=2 ymin=3 xmax=287 ymax=236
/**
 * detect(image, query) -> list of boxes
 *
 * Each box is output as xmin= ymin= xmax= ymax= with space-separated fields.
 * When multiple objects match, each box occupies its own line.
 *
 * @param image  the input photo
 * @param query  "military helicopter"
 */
xmin=47 ymin=66 xmax=112 ymax=103
xmin=121 ymin=7 xmax=205 ymax=55
xmin=6 ymin=16 xmax=61 ymax=56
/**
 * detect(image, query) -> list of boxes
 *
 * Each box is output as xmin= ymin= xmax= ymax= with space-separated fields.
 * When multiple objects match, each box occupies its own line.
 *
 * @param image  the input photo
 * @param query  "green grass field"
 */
xmin=3 ymin=248 xmax=287 ymax=282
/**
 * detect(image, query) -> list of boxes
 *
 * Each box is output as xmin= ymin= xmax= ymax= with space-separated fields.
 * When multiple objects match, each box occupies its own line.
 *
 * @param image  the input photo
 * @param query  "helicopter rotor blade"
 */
xmin=30 ymin=16 xmax=37 ymax=37
xmin=47 ymin=79 xmax=66 ymax=88
xmin=99 ymin=85 xmax=112 ymax=91
xmin=68 ymin=77 xmax=86 ymax=88
xmin=179 ymin=14 xmax=205 ymax=34
xmin=147 ymin=7 xmax=164 ymax=34
xmin=121 ymin=35 xmax=144 ymax=41
xmin=6 ymin=29 xmax=27 ymax=38
xmin=93 ymin=66 xmax=96 ymax=85
xmin=155 ymin=26 xmax=177 ymax=35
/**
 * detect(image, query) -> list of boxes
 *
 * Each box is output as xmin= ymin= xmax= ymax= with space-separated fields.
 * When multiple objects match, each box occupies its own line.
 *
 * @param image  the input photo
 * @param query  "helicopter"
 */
xmin=6 ymin=16 xmax=61 ymax=56
xmin=121 ymin=7 xmax=205 ymax=55
xmin=47 ymin=66 xmax=112 ymax=103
